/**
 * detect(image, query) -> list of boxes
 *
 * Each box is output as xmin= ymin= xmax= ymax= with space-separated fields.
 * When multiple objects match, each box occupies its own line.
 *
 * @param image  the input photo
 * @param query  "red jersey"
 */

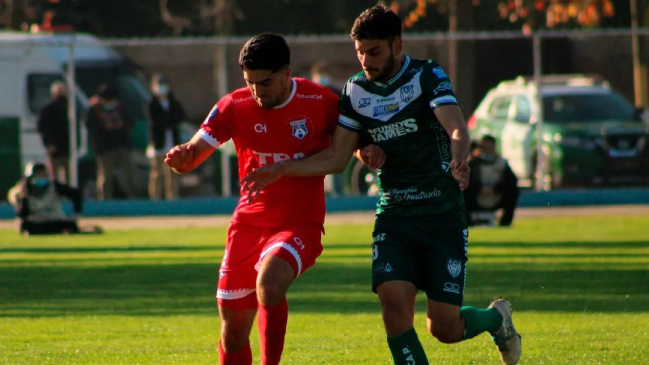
xmin=199 ymin=78 xmax=339 ymax=228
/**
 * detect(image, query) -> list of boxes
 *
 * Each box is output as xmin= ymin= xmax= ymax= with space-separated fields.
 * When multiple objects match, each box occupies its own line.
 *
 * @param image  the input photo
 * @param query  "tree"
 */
xmin=387 ymin=0 xmax=624 ymax=32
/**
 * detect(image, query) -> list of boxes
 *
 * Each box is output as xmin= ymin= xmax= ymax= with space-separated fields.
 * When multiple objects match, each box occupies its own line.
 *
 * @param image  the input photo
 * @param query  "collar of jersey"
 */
xmin=273 ymin=78 xmax=297 ymax=109
xmin=373 ymin=56 xmax=411 ymax=88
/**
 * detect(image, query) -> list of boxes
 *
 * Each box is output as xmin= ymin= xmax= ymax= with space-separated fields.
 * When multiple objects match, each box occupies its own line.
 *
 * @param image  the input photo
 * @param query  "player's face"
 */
xmin=243 ymin=67 xmax=292 ymax=109
xmin=355 ymin=38 xmax=403 ymax=83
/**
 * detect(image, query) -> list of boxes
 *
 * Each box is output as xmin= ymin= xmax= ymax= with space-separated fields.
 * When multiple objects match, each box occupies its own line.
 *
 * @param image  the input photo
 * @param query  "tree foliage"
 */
xmin=0 ymin=0 xmax=636 ymax=37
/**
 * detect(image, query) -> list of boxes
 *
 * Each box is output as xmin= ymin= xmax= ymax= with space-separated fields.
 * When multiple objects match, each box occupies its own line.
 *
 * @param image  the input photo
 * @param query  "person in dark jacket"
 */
xmin=146 ymin=74 xmax=185 ymax=200
xmin=37 ymin=81 xmax=70 ymax=183
xmin=86 ymin=84 xmax=135 ymax=200
xmin=6 ymin=163 xmax=100 ymax=235
xmin=464 ymin=135 xmax=520 ymax=226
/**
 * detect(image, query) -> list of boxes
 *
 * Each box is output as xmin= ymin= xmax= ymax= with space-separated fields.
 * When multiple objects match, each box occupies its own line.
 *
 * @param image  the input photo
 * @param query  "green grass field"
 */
xmin=1 ymin=215 xmax=648 ymax=364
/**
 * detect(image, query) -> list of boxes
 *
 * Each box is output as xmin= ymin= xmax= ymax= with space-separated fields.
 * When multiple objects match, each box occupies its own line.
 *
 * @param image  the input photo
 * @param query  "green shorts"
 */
xmin=371 ymin=206 xmax=469 ymax=306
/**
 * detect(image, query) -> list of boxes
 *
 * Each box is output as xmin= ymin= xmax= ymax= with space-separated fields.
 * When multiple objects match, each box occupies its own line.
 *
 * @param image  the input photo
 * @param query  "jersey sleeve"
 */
xmin=198 ymin=94 xmax=235 ymax=148
xmin=337 ymin=80 xmax=365 ymax=133
xmin=420 ymin=62 xmax=459 ymax=110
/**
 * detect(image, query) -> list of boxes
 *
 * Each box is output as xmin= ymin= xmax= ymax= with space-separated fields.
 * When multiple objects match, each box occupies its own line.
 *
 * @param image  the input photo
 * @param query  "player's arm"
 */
xmin=164 ymin=133 xmax=216 ymax=174
xmin=242 ymin=125 xmax=381 ymax=201
xmin=435 ymin=104 xmax=470 ymax=190
xmin=423 ymin=62 xmax=470 ymax=190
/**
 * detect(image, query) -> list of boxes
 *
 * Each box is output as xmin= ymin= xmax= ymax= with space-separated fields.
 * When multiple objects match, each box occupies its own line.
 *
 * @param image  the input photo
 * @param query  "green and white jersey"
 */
xmin=339 ymin=56 xmax=464 ymax=216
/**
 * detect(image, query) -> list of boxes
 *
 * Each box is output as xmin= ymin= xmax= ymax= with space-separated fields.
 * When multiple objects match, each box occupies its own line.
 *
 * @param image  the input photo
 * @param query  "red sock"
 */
xmin=258 ymin=298 xmax=289 ymax=365
xmin=219 ymin=339 xmax=252 ymax=365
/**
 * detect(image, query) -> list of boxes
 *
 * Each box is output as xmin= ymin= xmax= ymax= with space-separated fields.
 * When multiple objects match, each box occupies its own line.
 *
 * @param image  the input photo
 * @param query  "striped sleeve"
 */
xmin=421 ymin=61 xmax=459 ymax=110
xmin=337 ymin=81 xmax=364 ymax=132
xmin=199 ymin=95 xmax=235 ymax=148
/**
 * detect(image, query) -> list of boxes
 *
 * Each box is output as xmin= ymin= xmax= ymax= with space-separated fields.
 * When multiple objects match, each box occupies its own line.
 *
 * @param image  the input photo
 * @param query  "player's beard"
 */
xmin=257 ymin=79 xmax=290 ymax=109
xmin=364 ymin=50 xmax=395 ymax=83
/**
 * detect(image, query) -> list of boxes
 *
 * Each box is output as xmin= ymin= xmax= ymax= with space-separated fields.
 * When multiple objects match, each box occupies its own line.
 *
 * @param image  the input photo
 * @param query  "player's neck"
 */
xmin=386 ymin=55 xmax=405 ymax=82
xmin=274 ymin=78 xmax=295 ymax=109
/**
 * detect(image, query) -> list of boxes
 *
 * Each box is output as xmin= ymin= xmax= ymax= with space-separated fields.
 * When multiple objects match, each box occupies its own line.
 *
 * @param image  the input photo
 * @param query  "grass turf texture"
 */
xmin=0 ymin=215 xmax=648 ymax=364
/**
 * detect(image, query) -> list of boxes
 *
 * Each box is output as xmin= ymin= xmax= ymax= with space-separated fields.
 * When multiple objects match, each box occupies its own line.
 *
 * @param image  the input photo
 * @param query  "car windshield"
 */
xmin=542 ymin=92 xmax=635 ymax=123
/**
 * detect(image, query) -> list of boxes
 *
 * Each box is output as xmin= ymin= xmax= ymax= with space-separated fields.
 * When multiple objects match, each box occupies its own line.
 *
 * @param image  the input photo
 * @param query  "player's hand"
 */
xmin=241 ymin=163 xmax=286 ymax=203
xmin=359 ymin=144 xmax=386 ymax=170
xmin=450 ymin=159 xmax=470 ymax=191
xmin=165 ymin=144 xmax=195 ymax=173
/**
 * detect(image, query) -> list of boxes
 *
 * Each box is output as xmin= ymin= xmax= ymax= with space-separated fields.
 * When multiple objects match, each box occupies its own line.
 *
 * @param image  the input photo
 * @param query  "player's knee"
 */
xmin=380 ymin=297 xmax=414 ymax=329
xmin=220 ymin=325 xmax=250 ymax=351
xmin=256 ymin=257 xmax=294 ymax=305
xmin=256 ymin=280 xmax=287 ymax=306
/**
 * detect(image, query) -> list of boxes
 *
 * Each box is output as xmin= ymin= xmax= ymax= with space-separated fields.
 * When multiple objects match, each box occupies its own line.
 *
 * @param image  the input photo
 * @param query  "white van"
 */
xmin=0 ymin=31 xmax=151 ymax=197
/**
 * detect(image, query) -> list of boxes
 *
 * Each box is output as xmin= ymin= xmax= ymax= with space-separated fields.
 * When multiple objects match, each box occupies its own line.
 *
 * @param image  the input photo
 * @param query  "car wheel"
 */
xmin=531 ymin=154 xmax=560 ymax=191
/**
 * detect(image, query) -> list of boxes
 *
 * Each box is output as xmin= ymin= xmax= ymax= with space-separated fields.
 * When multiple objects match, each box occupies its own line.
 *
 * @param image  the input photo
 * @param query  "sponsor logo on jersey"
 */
xmin=384 ymin=187 xmax=442 ymax=202
xmin=367 ymin=118 xmax=418 ymax=142
xmin=373 ymin=103 xmax=400 ymax=117
xmin=446 ymin=259 xmax=462 ymax=278
xmin=433 ymin=81 xmax=453 ymax=95
xmin=296 ymin=93 xmax=323 ymax=99
xmin=432 ymin=66 xmax=448 ymax=79
xmin=234 ymin=96 xmax=254 ymax=103
xmin=375 ymin=96 xmax=396 ymax=104
xmin=358 ymin=98 xmax=371 ymax=108
xmin=253 ymin=151 xmax=306 ymax=166
xmin=254 ymin=124 xmax=267 ymax=133
xmin=400 ymin=85 xmax=415 ymax=103
xmin=290 ymin=119 xmax=309 ymax=139
xmin=433 ymin=124 xmax=452 ymax=171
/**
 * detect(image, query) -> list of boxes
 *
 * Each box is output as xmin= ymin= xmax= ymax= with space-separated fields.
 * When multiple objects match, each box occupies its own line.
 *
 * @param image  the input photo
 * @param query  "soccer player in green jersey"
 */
xmin=242 ymin=5 xmax=521 ymax=365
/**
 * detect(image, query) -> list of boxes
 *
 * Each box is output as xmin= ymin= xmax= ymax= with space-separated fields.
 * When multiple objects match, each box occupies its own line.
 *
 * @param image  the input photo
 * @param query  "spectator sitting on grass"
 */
xmin=7 ymin=162 xmax=102 ymax=236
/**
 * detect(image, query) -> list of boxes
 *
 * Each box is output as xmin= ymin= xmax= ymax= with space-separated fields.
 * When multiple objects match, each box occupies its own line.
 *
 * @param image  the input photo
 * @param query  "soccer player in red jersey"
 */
xmin=165 ymin=33 xmax=353 ymax=365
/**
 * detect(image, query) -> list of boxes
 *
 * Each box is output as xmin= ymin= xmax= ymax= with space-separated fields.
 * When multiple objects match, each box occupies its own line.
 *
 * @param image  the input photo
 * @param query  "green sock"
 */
xmin=460 ymin=306 xmax=503 ymax=340
xmin=387 ymin=327 xmax=429 ymax=365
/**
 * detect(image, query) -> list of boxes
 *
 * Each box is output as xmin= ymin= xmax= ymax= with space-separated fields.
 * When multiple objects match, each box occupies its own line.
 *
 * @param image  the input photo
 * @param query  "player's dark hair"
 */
xmin=29 ymin=163 xmax=47 ymax=177
xmin=481 ymin=135 xmax=497 ymax=144
xmin=351 ymin=5 xmax=402 ymax=41
xmin=96 ymin=83 xmax=119 ymax=99
xmin=239 ymin=33 xmax=290 ymax=73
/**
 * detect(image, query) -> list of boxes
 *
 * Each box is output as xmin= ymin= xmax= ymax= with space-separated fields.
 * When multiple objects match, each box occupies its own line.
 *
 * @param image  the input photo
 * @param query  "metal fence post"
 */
xmin=67 ymin=41 xmax=78 ymax=188
xmin=533 ymin=33 xmax=545 ymax=191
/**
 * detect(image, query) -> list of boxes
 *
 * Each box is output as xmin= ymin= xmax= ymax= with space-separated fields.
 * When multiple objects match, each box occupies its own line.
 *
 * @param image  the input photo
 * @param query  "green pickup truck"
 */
xmin=468 ymin=75 xmax=649 ymax=190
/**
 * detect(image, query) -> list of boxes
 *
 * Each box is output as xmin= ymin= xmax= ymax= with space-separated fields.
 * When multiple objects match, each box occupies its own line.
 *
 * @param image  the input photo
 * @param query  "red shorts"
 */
xmin=217 ymin=222 xmax=323 ymax=309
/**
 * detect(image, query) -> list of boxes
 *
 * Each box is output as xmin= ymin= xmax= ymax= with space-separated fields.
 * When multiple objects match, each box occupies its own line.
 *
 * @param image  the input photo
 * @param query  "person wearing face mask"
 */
xmin=464 ymin=135 xmax=519 ymax=227
xmin=146 ymin=74 xmax=186 ymax=200
xmin=86 ymin=83 xmax=135 ymax=201
xmin=37 ymin=81 xmax=70 ymax=183
xmin=7 ymin=163 xmax=83 ymax=235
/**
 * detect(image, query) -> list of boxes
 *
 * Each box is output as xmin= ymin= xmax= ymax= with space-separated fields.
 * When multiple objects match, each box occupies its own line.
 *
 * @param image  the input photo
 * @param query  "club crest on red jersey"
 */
xmin=290 ymin=119 xmax=309 ymax=140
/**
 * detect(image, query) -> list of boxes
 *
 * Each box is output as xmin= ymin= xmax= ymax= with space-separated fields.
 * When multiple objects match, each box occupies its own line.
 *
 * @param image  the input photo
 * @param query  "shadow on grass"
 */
xmin=1 ymin=258 xmax=647 ymax=317
xmin=0 ymin=246 xmax=219 ymax=254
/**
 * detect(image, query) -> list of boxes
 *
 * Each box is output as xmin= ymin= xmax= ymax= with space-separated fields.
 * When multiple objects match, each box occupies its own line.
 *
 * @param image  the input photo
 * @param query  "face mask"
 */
xmin=480 ymin=153 xmax=495 ymax=163
xmin=316 ymin=76 xmax=331 ymax=86
xmin=33 ymin=177 xmax=49 ymax=187
xmin=156 ymin=85 xmax=169 ymax=95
